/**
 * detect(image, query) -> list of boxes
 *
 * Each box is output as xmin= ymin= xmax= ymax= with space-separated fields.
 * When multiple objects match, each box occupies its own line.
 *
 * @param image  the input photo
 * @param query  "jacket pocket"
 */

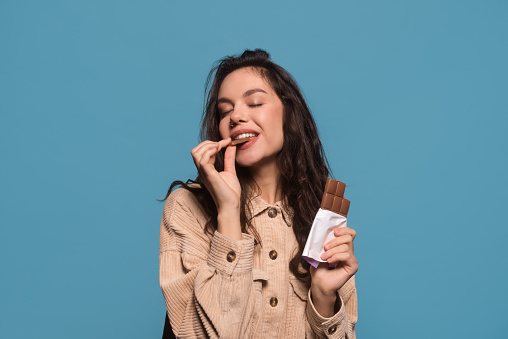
xmin=289 ymin=277 xmax=309 ymax=301
xmin=250 ymin=269 xmax=269 ymax=335
xmin=284 ymin=277 xmax=311 ymax=338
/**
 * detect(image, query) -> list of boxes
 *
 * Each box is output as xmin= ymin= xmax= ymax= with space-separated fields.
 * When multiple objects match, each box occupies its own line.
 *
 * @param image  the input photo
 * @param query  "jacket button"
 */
xmin=269 ymin=250 xmax=278 ymax=260
xmin=328 ymin=324 xmax=337 ymax=334
xmin=269 ymin=297 xmax=278 ymax=307
xmin=226 ymin=251 xmax=236 ymax=262
xmin=267 ymin=208 xmax=277 ymax=218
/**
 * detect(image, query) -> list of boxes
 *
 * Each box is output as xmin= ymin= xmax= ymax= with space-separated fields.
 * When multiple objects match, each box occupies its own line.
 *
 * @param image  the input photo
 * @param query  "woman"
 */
xmin=160 ymin=49 xmax=358 ymax=338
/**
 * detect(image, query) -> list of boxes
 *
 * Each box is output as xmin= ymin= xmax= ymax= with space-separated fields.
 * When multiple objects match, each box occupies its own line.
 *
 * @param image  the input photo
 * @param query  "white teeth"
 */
xmin=234 ymin=133 xmax=258 ymax=140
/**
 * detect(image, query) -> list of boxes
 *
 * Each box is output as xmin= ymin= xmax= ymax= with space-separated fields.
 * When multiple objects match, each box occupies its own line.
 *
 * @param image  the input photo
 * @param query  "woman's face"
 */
xmin=218 ymin=67 xmax=284 ymax=169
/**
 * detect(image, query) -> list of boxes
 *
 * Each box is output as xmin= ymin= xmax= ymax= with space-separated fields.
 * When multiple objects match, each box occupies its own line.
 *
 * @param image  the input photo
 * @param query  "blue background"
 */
xmin=1 ymin=1 xmax=507 ymax=338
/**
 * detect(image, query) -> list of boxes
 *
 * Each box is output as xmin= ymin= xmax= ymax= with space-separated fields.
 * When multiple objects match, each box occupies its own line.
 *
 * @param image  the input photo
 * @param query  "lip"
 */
xmin=231 ymin=128 xmax=260 ymax=140
xmin=236 ymin=134 xmax=259 ymax=150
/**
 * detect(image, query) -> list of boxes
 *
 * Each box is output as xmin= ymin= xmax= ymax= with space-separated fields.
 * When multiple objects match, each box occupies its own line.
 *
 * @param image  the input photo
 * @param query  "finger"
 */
xmin=325 ymin=252 xmax=352 ymax=264
xmin=191 ymin=140 xmax=218 ymax=154
xmin=321 ymin=244 xmax=349 ymax=260
xmin=217 ymin=137 xmax=232 ymax=150
xmin=191 ymin=141 xmax=219 ymax=160
xmin=192 ymin=142 xmax=219 ymax=167
xmin=199 ymin=146 xmax=219 ymax=170
xmin=223 ymin=145 xmax=237 ymax=174
xmin=324 ymin=235 xmax=353 ymax=250
xmin=334 ymin=226 xmax=357 ymax=239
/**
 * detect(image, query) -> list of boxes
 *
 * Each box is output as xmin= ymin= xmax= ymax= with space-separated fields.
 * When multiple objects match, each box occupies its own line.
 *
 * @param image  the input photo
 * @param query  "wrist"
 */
xmin=217 ymin=206 xmax=240 ymax=218
xmin=311 ymin=286 xmax=336 ymax=302
xmin=217 ymin=210 xmax=242 ymax=241
xmin=310 ymin=286 xmax=338 ymax=318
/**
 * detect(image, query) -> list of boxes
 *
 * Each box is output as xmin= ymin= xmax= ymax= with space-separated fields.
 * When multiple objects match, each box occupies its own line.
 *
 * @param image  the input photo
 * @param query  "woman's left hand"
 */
xmin=310 ymin=226 xmax=358 ymax=298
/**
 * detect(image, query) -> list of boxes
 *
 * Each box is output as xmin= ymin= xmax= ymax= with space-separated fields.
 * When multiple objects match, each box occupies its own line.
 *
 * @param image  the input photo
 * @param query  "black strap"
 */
xmin=162 ymin=313 xmax=176 ymax=339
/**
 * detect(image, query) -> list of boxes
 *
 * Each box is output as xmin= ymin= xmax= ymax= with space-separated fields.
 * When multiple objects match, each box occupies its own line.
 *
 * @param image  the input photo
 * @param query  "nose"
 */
xmin=229 ymin=105 xmax=249 ymax=127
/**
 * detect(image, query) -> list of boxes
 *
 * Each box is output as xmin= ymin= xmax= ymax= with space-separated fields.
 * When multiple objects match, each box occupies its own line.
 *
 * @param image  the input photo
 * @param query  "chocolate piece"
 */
xmin=324 ymin=178 xmax=345 ymax=197
xmin=228 ymin=137 xmax=251 ymax=146
xmin=320 ymin=178 xmax=349 ymax=217
xmin=321 ymin=193 xmax=334 ymax=210
xmin=339 ymin=198 xmax=350 ymax=216
xmin=331 ymin=196 xmax=343 ymax=212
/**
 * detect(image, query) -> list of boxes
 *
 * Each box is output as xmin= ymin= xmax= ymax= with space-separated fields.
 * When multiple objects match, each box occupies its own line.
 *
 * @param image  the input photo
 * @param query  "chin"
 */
xmin=235 ymin=156 xmax=261 ymax=168
xmin=235 ymin=152 xmax=277 ymax=169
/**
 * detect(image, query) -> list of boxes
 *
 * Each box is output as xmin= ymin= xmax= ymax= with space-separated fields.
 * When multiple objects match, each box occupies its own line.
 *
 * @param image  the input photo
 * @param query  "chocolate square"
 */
xmin=320 ymin=178 xmax=349 ymax=217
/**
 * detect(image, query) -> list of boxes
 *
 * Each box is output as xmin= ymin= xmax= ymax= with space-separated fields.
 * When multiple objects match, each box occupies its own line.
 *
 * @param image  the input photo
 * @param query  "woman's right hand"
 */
xmin=191 ymin=138 xmax=240 ymax=215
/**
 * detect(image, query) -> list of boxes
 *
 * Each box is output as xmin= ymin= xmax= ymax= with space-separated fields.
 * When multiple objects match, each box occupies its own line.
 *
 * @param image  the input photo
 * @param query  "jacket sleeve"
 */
xmin=159 ymin=188 xmax=259 ymax=338
xmin=306 ymin=276 xmax=358 ymax=339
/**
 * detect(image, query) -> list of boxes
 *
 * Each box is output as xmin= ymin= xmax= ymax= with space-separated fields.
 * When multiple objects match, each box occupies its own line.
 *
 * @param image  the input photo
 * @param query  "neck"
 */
xmin=248 ymin=159 xmax=281 ymax=205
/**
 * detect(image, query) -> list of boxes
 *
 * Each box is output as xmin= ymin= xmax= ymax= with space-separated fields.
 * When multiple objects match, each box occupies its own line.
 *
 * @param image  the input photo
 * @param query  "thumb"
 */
xmin=223 ymin=145 xmax=237 ymax=175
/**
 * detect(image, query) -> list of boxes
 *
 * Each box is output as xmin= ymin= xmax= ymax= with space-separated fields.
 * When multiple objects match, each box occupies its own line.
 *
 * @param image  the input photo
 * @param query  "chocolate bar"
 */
xmin=228 ymin=137 xmax=251 ymax=146
xmin=320 ymin=178 xmax=350 ymax=217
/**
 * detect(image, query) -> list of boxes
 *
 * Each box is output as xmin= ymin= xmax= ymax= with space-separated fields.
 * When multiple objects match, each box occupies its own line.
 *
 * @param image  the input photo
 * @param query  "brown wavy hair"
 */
xmin=162 ymin=49 xmax=330 ymax=282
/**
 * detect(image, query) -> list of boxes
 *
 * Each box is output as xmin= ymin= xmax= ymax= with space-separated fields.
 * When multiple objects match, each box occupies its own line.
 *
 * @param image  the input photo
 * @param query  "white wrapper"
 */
xmin=302 ymin=208 xmax=347 ymax=268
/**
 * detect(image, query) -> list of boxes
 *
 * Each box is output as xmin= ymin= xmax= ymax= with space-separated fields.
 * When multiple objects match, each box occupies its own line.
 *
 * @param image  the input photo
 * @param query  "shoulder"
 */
xmin=162 ymin=186 xmax=208 ymax=228
xmin=165 ymin=186 xmax=200 ymax=206
xmin=160 ymin=186 xmax=214 ymax=255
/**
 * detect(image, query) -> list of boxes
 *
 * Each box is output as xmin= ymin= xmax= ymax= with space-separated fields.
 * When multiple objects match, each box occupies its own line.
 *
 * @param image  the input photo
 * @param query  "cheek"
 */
xmin=276 ymin=124 xmax=285 ymax=147
xmin=261 ymin=113 xmax=284 ymax=150
xmin=218 ymin=120 xmax=229 ymax=140
xmin=273 ymin=109 xmax=284 ymax=145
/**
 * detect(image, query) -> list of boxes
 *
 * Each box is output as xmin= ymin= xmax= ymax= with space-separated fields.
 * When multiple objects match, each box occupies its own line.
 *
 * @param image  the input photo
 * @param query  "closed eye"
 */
xmin=219 ymin=109 xmax=233 ymax=119
xmin=249 ymin=104 xmax=263 ymax=108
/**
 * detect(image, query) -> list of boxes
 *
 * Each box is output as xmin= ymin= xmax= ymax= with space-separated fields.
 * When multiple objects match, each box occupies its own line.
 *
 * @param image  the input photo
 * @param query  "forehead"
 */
xmin=218 ymin=67 xmax=274 ymax=97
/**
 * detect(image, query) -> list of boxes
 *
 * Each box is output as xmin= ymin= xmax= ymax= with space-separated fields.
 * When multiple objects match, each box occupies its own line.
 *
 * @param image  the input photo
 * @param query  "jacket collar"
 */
xmin=248 ymin=192 xmax=293 ymax=227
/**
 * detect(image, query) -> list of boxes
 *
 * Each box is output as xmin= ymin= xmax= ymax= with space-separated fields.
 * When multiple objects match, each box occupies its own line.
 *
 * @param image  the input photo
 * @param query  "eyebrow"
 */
xmin=217 ymin=88 xmax=268 ymax=105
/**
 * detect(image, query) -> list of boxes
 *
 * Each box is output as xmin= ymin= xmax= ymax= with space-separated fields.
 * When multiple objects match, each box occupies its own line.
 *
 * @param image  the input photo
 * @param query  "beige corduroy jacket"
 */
xmin=159 ymin=188 xmax=358 ymax=338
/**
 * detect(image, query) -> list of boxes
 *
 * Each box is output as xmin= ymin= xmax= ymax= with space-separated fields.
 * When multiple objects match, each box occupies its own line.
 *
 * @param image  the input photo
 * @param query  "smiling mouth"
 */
xmin=229 ymin=132 xmax=258 ymax=146
xmin=229 ymin=137 xmax=251 ymax=146
xmin=234 ymin=132 xmax=258 ymax=140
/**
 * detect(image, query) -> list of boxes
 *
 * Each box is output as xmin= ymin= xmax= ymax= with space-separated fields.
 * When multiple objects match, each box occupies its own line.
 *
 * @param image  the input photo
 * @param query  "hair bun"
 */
xmin=239 ymin=49 xmax=270 ymax=61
